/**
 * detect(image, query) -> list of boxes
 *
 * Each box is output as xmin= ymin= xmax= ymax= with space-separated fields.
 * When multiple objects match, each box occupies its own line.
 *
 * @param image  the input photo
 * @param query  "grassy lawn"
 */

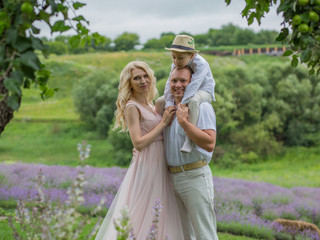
xmin=213 ymin=146 xmax=320 ymax=188
xmin=0 ymin=121 xmax=115 ymax=167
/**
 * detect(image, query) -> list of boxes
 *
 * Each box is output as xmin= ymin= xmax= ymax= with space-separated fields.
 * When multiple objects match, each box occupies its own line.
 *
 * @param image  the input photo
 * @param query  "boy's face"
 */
xmin=171 ymin=51 xmax=194 ymax=69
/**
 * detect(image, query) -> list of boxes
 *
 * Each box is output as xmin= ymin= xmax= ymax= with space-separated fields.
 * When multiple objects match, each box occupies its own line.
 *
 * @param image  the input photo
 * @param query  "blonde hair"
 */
xmin=113 ymin=61 xmax=158 ymax=132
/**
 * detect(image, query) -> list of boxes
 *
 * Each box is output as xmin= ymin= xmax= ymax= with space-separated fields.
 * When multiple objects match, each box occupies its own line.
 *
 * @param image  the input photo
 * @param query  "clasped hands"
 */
xmin=162 ymin=103 xmax=189 ymax=126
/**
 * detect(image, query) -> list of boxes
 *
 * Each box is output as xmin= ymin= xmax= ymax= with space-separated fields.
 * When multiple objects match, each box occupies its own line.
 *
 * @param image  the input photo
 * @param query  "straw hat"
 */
xmin=165 ymin=35 xmax=199 ymax=53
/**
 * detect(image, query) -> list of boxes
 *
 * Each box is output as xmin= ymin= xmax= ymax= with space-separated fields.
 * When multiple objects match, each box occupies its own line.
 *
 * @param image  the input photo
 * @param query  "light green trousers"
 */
xmin=170 ymin=165 xmax=219 ymax=240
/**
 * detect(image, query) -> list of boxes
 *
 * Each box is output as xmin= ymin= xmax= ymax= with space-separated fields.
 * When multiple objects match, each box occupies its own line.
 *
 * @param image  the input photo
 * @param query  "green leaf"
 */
xmin=31 ymin=25 xmax=40 ymax=34
xmin=39 ymin=10 xmax=51 ymax=26
xmin=5 ymin=27 xmax=18 ymax=46
xmin=300 ymin=49 xmax=312 ymax=63
xmin=14 ymin=36 xmax=32 ymax=52
xmin=309 ymin=68 xmax=315 ymax=75
xmin=291 ymin=55 xmax=299 ymax=68
xmin=276 ymin=28 xmax=289 ymax=41
xmin=51 ymin=20 xmax=71 ymax=33
xmin=248 ymin=12 xmax=256 ymax=25
xmin=277 ymin=1 xmax=290 ymax=14
xmin=72 ymin=15 xmax=86 ymax=22
xmin=21 ymin=65 xmax=36 ymax=79
xmin=73 ymin=2 xmax=86 ymax=10
xmin=4 ymin=71 xmax=24 ymax=95
xmin=6 ymin=94 xmax=20 ymax=110
xmin=30 ymin=36 xmax=46 ymax=51
xmin=283 ymin=49 xmax=293 ymax=56
xmin=0 ymin=12 xmax=10 ymax=36
xmin=69 ymin=35 xmax=81 ymax=49
xmin=19 ymin=51 xmax=41 ymax=70
xmin=24 ymin=78 xmax=31 ymax=88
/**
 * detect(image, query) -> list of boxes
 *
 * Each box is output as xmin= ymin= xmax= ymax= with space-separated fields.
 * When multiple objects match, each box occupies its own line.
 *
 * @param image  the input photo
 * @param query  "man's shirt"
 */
xmin=164 ymin=102 xmax=216 ymax=167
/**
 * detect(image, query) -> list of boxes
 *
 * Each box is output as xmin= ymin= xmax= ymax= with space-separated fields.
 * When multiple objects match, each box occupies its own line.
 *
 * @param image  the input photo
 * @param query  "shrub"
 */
xmin=73 ymin=71 xmax=118 ymax=137
xmin=156 ymin=78 xmax=167 ymax=96
xmin=107 ymin=126 xmax=133 ymax=166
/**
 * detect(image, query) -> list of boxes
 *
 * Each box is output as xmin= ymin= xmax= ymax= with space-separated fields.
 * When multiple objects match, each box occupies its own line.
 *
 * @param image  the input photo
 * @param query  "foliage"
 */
xmin=46 ymin=41 xmax=69 ymax=55
xmin=218 ymin=222 xmax=274 ymax=240
xmin=73 ymin=70 xmax=118 ymax=136
xmin=107 ymin=125 xmax=133 ymax=166
xmin=114 ymin=32 xmax=139 ymax=51
xmin=143 ymin=33 xmax=175 ymax=50
xmin=114 ymin=201 xmax=168 ymax=240
xmin=144 ymin=25 xmax=278 ymax=49
xmin=214 ymin=62 xmax=320 ymax=162
xmin=225 ymin=0 xmax=320 ymax=75
xmin=0 ymin=0 xmax=106 ymax=134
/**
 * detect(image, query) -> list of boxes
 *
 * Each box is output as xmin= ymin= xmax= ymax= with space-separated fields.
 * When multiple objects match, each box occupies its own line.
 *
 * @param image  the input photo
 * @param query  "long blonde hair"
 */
xmin=113 ymin=61 xmax=158 ymax=132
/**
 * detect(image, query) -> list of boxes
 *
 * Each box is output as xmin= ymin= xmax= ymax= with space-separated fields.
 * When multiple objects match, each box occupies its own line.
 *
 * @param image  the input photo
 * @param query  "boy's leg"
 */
xmin=181 ymin=90 xmax=212 ymax=153
xmin=155 ymin=96 xmax=165 ymax=116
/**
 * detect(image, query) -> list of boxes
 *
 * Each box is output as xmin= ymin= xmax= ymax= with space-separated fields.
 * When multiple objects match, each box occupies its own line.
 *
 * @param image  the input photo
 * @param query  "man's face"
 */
xmin=170 ymin=68 xmax=191 ymax=104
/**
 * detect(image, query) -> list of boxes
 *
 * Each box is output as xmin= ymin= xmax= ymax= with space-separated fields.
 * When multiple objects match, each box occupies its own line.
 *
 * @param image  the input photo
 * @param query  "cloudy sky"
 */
xmin=41 ymin=0 xmax=284 ymax=44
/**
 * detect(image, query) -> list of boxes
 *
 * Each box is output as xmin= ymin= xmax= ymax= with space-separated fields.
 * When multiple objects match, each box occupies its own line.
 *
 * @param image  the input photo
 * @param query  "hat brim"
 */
xmin=165 ymin=47 xmax=199 ymax=53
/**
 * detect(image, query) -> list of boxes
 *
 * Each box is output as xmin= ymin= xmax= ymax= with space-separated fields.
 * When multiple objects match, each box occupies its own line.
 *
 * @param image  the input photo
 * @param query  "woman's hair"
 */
xmin=113 ymin=61 xmax=158 ymax=132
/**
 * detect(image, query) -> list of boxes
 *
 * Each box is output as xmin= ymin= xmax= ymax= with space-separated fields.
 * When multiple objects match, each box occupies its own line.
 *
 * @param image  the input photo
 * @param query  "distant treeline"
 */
xmin=43 ymin=23 xmax=279 ymax=55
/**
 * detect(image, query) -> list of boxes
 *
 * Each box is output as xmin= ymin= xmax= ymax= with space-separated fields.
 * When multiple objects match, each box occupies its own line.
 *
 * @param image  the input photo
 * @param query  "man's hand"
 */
xmin=176 ymin=103 xmax=189 ymax=126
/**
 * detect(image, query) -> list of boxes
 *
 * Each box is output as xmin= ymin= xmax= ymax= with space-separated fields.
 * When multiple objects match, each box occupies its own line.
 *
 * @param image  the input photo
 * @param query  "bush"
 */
xmin=107 ymin=126 xmax=133 ymax=166
xmin=156 ymin=78 xmax=167 ymax=96
xmin=46 ymin=41 xmax=68 ymax=55
xmin=73 ymin=70 xmax=118 ymax=137
xmin=217 ymin=221 xmax=274 ymax=240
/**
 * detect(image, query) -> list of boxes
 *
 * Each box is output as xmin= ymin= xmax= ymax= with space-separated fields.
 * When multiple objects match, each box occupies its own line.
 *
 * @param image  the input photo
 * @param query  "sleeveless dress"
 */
xmin=95 ymin=100 xmax=184 ymax=240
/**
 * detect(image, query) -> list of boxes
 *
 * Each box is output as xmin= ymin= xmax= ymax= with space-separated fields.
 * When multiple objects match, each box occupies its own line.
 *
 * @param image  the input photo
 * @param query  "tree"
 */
xmin=73 ymin=70 xmax=118 ymax=137
xmin=225 ymin=0 xmax=320 ymax=75
xmin=114 ymin=32 xmax=139 ymax=51
xmin=0 ymin=0 xmax=106 ymax=134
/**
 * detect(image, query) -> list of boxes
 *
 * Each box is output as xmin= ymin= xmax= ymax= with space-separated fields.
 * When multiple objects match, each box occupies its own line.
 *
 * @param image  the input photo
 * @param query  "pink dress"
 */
xmin=95 ymin=100 xmax=184 ymax=240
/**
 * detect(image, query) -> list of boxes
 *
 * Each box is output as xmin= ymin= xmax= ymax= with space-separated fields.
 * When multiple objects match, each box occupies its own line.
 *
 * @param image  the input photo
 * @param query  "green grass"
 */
xmin=0 ymin=121 xmax=115 ymax=167
xmin=0 ymin=219 xmax=265 ymax=240
xmin=212 ymin=146 xmax=320 ymax=188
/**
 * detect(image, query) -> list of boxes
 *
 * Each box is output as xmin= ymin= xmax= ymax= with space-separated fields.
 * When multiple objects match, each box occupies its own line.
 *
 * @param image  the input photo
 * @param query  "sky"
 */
xmin=39 ymin=0 xmax=284 ymax=44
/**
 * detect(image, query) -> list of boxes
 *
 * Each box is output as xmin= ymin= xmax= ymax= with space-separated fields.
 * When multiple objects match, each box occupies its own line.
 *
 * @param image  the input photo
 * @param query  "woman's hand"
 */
xmin=161 ymin=106 xmax=176 ymax=126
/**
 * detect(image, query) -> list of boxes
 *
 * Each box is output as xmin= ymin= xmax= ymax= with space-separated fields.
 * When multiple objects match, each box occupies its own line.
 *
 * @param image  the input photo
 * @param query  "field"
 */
xmin=0 ymin=51 xmax=319 ymax=240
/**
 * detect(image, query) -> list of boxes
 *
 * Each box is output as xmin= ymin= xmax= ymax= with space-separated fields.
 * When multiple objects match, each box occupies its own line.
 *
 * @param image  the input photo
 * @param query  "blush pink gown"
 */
xmin=95 ymin=100 xmax=184 ymax=240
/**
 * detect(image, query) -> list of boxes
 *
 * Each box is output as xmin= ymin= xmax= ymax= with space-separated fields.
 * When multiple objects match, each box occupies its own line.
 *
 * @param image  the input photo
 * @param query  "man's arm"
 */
xmin=176 ymin=103 xmax=216 ymax=152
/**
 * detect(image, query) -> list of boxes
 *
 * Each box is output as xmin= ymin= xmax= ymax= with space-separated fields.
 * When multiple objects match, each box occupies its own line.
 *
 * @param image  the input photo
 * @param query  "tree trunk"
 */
xmin=0 ymin=79 xmax=14 ymax=135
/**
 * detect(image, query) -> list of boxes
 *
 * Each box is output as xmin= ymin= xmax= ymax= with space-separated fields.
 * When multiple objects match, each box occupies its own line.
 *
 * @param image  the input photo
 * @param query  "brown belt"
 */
xmin=168 ymin=160 xmax=207 ymax=173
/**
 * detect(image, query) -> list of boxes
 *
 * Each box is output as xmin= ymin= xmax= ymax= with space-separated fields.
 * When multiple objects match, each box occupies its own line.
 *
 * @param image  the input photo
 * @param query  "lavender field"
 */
xmin=0 ymin=162 xmax=320 ymax=239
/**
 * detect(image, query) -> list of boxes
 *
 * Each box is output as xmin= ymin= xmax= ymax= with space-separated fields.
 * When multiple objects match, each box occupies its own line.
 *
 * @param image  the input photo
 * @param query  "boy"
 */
xmin=156 ymin=34 xmax=216 ymax=153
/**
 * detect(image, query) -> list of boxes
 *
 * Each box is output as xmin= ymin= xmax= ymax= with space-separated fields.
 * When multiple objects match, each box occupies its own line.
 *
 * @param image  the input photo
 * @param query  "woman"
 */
xmin=95 ymin=61 xmax=184 ymax=239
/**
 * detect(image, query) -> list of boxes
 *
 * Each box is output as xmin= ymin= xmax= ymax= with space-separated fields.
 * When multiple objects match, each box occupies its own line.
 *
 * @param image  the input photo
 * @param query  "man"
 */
xmin=164 ymin=67 xmax=218 ymax=240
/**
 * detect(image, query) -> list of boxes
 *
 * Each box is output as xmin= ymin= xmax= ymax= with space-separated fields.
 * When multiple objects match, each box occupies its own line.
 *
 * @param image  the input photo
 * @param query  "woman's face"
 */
xmin=130 ymin=68 xmax=151 ymax=94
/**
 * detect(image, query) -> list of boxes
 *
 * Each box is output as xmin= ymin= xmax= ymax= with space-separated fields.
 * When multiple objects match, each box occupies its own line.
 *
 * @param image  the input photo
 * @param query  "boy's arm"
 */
xmin=164 ymin=63 xmax=175 ymax=108
xmin=181 ymin=60 xmax=212 ymax=105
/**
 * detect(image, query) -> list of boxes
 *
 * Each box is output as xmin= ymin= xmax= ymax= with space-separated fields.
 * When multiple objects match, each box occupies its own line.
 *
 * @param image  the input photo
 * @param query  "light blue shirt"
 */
xmin=164 ymin=54 xmax=216 ymax=108
xmin=164 ymin=102 xmax=216 ymax=167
